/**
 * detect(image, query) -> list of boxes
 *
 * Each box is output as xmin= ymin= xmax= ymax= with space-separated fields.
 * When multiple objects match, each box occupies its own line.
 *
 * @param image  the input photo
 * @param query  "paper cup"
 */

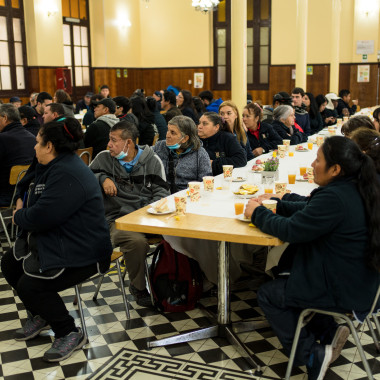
xmin=328 ymin=126 xmax=336 ymax=136
xmin=306 ymin=167 xmax=314 ymax=183
xmin=337 ymin=118 xmax=343 ymax=127
xmin=223 ymin=165 xmax=233 ymax=178
xmin=262 ymin=199 xmax=277 ymax=213
xmin=188 ymin=181 xmax=201 ymax=202
xmin=174 ymin=195 xmax=187 ymax=215
xmin=275 ymin=182 xmax=287 ymax=194
xmin=316 ymin=135 xmax=324 ymax=147
xmin=283 ymin=140 xmax=290 ymax=151
xmin=277 ymin=144 xmax=286 ymax=158
xmin=343 ymin=116 xmax=349 ymax=122
xmin=203 ymin=176 xmax=214 ymax=192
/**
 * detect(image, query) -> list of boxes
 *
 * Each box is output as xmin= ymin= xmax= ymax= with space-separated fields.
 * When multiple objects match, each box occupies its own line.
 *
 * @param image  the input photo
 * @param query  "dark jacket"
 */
xmin=252 ymin=179 xmax=380 ymax=311
xmin=83 ymin=109 xmax=95 ymax=127
xmin=136 ymin=114 xmax=156 ymax=146
xmin=272 ymin=120 xmax=307 ymax=145
xmin=337 ymin=99 xmax=357 ymax=117
xmin=180 ymin=106 xmax=199 ymax=124
xmin=321 ymin=109 xmax=338 ymax=126
xmin=247 ymin=122 xmax=283 ymax=154
xmin=294 ymin=106 xmax=311 ymax=136
xmin=200 ymin=130 xmax=247 ymax=175
xmin=163 ymin=106 xmax=182 ymax=124
xmin=24 ymin=118 xmax=41 ymax=136
xmin=118 ymin=113 xmax=139 ymax=127
xmin=14 ymin=153 xmax=112 ymax=272
xmin=75 ymin=99 xmax=90 ymax=114
xmin=309 ymin=112 xmax=324 ymax=135
xmin=0 ymin=122 xmax=36 ymax=205
xmin=153 ymin=110 xmax=168 ymax=140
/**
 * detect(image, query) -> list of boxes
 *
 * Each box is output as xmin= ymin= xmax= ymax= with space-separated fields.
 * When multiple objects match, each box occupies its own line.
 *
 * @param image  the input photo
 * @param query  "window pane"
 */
xmin=260 ymin=26 xmax=269 ymax=45
xmin=0 ymin=0 xmax=5 ymax=6
xmin=13 ymin=18 xmax=21 ymax=41
xmin=80 ymin=0 xmax=87 ymax=20
xmin=64 ymin=45 xmax=72 ymax=66
xmin=1 ymin=66 xmax=11 ymax=89
xmin=15 ymin=42 xmax=23 ymax=65
xmin=218 ymin=47 xmax=226 ymax=65
xmin=217 ymin=28 xmax=226 ymax=48
xmin=73 ymin=25 xmax=80 ymax=45
xmin=217 ymin=66 xmax=226 ymax=84
xmin=62 ymin=0 xmax=70 ymax=17
xmin=247 ymin=27 xmax=253 ymax=47
xmin=74 ymin=46 xmax=82 ymax=65
xmin=247 ymin=65 xmax=254 ymax=84
xmin=81 ymin=46 xmax=88 ymax=66
xmin=260 ymin=65 xmax=268 ymax=84
xmin=63 ymin=24 xmax=71 ymax=45
xmin=247 ymin=47 xmax=254 ymax=65
xmin=217 ymin=0 xmax=226 ymax=23
xmin=260 ymin=46 xmax=268 ymax=64
xmin=75 ymin=66 xmax=83 ymax=86
xmin=11 ymin=0 xmax=19 ymax=8
xmin=261 ymin=0 xmax=269 ymax=20
xmin=0 ymin=41 xmax=9 ymax=65
xmin=71 ymin=0 xmax=79 ymax=18
xmin=247 ymin=0 xmax=253 ymax=21
xmin=82 ymin=66 xmax=90 ymax=86
xmin=80 ymin=26 xmax=87 ymax=46
xmin=0 ymin=16 xmax=7 ymax=40
xmin=16 ymin=66 xmax=24 ymax=89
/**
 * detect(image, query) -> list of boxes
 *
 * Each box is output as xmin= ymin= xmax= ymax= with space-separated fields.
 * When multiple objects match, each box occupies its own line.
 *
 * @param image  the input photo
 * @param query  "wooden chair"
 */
xmin=76 ymin=147 xmax=93 ymax=166
xmin=152 ymin=133 xmax=159 ymax=146
xmin=0 ymin=165 xmax=30 ymax=247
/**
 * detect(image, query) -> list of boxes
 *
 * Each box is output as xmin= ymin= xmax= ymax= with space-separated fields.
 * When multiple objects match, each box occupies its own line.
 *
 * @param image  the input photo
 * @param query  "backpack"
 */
xmin=149 ymin=240 xmax=203 ymax=312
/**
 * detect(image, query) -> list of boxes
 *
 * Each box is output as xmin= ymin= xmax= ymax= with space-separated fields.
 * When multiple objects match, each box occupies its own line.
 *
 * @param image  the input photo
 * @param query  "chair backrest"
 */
xmin=136 ymin=137 xmax=139 ymax=145
xmin=152 ymin=133 xmax=159 ymax=146
xmin=9 ymin=165 xmax=30 ymax=186
xmin=76 ymin=147 xmax=93 ymax=166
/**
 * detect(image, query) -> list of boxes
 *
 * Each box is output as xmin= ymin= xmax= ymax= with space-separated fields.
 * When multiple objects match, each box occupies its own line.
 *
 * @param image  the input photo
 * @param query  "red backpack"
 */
xmin=149 ymin=240 xmax=203 ymax=312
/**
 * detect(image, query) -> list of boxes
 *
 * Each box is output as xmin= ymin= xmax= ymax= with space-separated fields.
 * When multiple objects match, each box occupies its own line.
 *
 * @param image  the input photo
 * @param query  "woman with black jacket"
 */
xmin=130 ymin=96 xmax=156 ymax=145
xmin=177 ymin=90 xmax=199 ymax=124
xmin=304 ymin=92 xmax=324 ymax=134
xmin=1 ymin=119 xmax=112 ymax=363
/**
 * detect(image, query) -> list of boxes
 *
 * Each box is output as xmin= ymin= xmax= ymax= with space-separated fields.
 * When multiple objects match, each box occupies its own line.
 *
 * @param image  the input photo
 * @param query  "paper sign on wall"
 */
xmin=356 ymin=40 xmax=374 ymax=55
xmin=307 ymin=66 xmax=313 ymax=75
xmin=291 ymin=69 xmax=296 ymax=79
xmin=194 ymin=73 xmax=204 ymax=88
xmin=357 ymin=65 xmax=370 ymax=83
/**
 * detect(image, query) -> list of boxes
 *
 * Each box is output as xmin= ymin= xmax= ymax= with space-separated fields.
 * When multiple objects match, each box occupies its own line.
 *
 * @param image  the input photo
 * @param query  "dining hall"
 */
xmin=1 ymin=0 xmax=380 ymax=379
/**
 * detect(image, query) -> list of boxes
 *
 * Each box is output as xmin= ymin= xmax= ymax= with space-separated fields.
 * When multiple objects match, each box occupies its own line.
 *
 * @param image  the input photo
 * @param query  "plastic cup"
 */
xmin=288 ymin=151 xmax=294 ymax=157
xmin=288 ymin=170 xmax=296 ymax=184
xmin=262 ymin=199 xmax=277 ymax=213
xmin=188 ymin=181 xmax=201 ymax=202
xmin=174 ymin=195 xmax=187 ymax=215
xmin=223 ymin=165 xmax=233 ymax=178
xmin=300 ymin=166 xmax=307 ymax=176
xmin=275 ymin=182 xmax=287 ymax=194
xmin=307 ymin=142 xmax=313 ymax=150
xmin=272 ymin=150 xmax=277 ymax=158
xmin=234 ymin=200 xmax=245 ymax=215
xmin=222 ymin=177 xmax=232 ymax=190
xmin=203 ymin=176 xmax=214 ymax=192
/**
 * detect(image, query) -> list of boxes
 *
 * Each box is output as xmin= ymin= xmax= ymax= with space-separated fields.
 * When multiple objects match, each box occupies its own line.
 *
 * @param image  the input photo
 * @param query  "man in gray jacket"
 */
xmin=90 ymin=121 xmax=170 ymax=306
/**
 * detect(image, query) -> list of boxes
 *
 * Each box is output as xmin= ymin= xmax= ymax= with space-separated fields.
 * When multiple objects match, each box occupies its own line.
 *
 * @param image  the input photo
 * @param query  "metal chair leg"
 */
xmin=144 ymin=259 xmax=155 ymax=306
xmin=116 ymin=259 xmax=130 ymax=319
xmin=0 ymin=214 xmax=12 ymax=247
xmin=366 ymin=316 xmax=380 ymax=352
xmin=372 ymin=313 xmax=380 ymax=346
xmin=73 ymin=283 xmax=82 ymax=305
xmin=92 ymin=274 xmax=105 ymax=301
xmin=74 ymin=285 xmax=88 ymax=340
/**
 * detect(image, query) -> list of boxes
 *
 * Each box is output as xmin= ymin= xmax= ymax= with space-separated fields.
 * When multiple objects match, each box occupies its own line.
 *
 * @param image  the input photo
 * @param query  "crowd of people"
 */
xmin=1 ymin=84 xmax=379 ymax=380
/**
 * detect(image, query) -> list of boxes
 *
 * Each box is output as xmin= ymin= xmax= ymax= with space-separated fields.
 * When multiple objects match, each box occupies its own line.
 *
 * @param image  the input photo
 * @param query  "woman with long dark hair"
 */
xmin=304 ymin=92 xmax=323 ymax=134
xmin=130 ymin=96 xmax=156 ymax=145
xmin=176 ymin=90 xmax=199 ymax=124
xmin=245 ymin=136 xmax=380 ymax=380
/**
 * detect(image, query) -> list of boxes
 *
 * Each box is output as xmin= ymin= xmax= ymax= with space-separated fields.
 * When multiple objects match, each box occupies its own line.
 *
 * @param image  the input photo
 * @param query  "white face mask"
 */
xmin=115 ymin=140 xmax=129 ymax=160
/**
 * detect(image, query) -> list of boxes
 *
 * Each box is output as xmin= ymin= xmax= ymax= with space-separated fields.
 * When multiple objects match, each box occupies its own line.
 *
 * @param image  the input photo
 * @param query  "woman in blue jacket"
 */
xmin=1 ymin=119 xmax=112 ymax=363
xmin=245 ymin=136 xmax=380 ymax=380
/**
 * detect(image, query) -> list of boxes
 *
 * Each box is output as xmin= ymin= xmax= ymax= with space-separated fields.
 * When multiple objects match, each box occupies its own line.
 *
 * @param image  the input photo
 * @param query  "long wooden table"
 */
xmin=116 ymin=205 xmax=282 ymax=374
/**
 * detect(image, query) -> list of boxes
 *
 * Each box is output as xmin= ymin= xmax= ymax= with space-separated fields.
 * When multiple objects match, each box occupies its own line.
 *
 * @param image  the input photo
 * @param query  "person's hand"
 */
xmin=102 ymin=178 xmax=117 ymax=197
xmin=15 ymin=198 xmax=23 ymax=211
xmin=253 ymin=147 xmax=264 ymax=157
xmin=210 ymin=160 xmax=213 ymax=165
xmin=256 ymin=193 xmax=284 ymax=203
xmin=352 ymin=99 xmax=358 ymax=106
xmin=244 ymin=199 xmax=260 ymax=219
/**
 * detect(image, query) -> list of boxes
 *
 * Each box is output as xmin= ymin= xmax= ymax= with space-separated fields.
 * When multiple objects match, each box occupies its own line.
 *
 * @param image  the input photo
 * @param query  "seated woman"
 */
xmin=272 ymin=105 xmax=307 ymax=144
xmin=153 ymin=115 xmax=212 ymax=193
xmin=130 ymin=96 xmax=156 ymax=145
xmin=243 ymin=102 xmax=282 ymax=156
xmin=315 ymin=94 xmax=332 ymax=127
xmin=245 ymin=136 xmax=380 ymax=380
xmin=219 ymin=100 xmax=254 ymax=161
xmin=1 ymin=119 xmax=112 ymax=363
xmin=304 ymin=92 xmax=323 ymax=134
xmin=373 ymin=106 xmax=380 ymax=132
xmin=341 ymin=115 xmax=375 ymax=137
xmin=198 ymin=112 xmax=247 ymax=175
xmin=177 ymin=90 xmax=199 ymax=124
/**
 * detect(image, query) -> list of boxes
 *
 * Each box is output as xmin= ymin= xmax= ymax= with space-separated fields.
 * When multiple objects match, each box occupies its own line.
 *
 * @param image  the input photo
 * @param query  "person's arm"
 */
xmin=197 ymin=148 xmax=213 ymax=181
xmin=146 ymin=156 xmax=170 ymax=204
xmin=243 ymin=138 xmax=255 ymax=161
xmin=261 ymin=124 xmax=283 ymax=152
xmin=252 ymin=190 xmax=344 ymax=244
xmin=83 ymin=122 xmax=97 ymax=148
xmin=14 ymin=171 xmax=86 ymax=232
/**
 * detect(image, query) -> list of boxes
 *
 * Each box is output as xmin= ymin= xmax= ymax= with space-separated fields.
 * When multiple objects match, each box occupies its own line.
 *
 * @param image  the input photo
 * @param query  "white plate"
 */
xmin=233 ymin=193 xmax=259 ymax=199
xmin=296 ymin=176 xmax=308 ymax=182
xmin=232 ymin=177 xmax=247 ymax=182
xmin=237 ymin=214 xmax=251 ymax=222
xmin=147 ymin=207 xmax=175 ymax=215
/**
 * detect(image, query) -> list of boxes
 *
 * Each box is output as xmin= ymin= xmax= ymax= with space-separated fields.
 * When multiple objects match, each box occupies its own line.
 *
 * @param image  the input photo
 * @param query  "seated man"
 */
xmin=34 ymin=91 xmax=53 ymax=125
xmin=161 ymin=90 xmax=182 ymax=124
xmin=291 ymin=87 xmax=311 ymax=136
xmin=198 ymin=90 xmax=223 ymax=113
xmin=75 ymin=92 xmax=93 ymax=114
xmin=43 ymin=103 xmax=65 ymax=124
xmin=0 ymin=104 xmax=35 ymax=206
xmin=337 ymin=89 xmax=358 ymax=117
xmin=90 ymin=121 xmax=170 ymax=306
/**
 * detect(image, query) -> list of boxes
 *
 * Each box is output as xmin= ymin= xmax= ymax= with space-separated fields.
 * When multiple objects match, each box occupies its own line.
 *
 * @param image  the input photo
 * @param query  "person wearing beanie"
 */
xmin=152 ymin=91 xmax=162 ymax=111
xmin=18 ymin=105 xmax=40 ymax=136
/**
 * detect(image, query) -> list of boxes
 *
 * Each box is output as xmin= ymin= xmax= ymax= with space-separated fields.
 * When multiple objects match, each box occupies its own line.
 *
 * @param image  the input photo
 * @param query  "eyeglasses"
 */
xmin=116 ymin=106 xmax=120 ymax=109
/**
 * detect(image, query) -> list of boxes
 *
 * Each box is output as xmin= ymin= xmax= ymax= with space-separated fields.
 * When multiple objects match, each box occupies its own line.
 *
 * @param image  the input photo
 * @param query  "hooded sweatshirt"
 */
xmin=90 ymin=146 xmax=170 ymax=222
xmin=84 ymin=114 xmax=119 ymax=158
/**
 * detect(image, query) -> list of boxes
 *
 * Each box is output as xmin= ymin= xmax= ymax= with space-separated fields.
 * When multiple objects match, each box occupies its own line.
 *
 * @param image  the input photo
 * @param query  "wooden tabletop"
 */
xmin=116 ymin=205 xmax=282 ymax=246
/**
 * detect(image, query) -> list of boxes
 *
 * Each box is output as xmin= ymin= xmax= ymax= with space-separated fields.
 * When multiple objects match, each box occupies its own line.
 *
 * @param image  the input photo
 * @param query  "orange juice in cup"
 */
xmin=300 ymin=167 xmax=307 ymax=176
xmin=288 ymin=151 xmax=294 ymax=157
xmin=264 ymin=188 xmax=273 ymax=194
xmin=307 ymin=142 xmax=313 ymax=150
xmin=288 ymin=174 xmax=296 ymax=184
xmin=234 ymin=202 xmax=245 ymax=215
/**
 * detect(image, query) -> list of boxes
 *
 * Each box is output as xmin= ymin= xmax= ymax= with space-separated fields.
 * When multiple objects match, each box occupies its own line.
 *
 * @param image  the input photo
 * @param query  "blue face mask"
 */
xmin=166 ymin=137 xmax=183 ymax=150
xmin=115 ymin=140 xmax=129 ymax=160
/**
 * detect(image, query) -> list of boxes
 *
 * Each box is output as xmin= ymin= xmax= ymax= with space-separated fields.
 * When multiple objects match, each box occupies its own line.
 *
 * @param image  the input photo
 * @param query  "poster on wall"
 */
xmin=291 ymin=69 xmax=296 ymax=80
xmin=194 ymin=73 xmax=204 ymax=88
xmin=116 ymin=69 xmax=121 ymax=78
xmin=357 ymin=65 xmax=370 ymax=83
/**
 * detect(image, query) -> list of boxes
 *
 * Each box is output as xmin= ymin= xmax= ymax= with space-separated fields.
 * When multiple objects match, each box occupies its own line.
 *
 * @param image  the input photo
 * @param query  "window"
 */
xmin=0 ymin=0 xmax=27 ymax=93
xmin=213 ymin=0 xmax=271 ymax=90
xmin=62 ymin=0 xmax=91 ymax=93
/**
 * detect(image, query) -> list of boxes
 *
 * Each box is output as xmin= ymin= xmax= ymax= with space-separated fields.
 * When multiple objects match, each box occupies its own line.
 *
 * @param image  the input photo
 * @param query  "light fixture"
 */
xmin=42 ymin=0 xmax=58 ymax=17
xmin=192 ymin=0 xmax=220 ymax=13
xmin=142 ymin=0 xmax=150 ymax=8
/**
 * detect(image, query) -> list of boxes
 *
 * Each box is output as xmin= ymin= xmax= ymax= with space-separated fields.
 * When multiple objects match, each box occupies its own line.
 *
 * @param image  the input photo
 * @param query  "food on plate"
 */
xmin=295 ymin=145 xmax=307 ymax=151
xmin=154 ymin=198 xmax=169 ymax=213
xmin=255 ymin=159 xmax=262 ymax=164
xmin=251 ymin=164 xmax=264 ymax=172
xmin=234 ymin=184 xmax=259 ymax=195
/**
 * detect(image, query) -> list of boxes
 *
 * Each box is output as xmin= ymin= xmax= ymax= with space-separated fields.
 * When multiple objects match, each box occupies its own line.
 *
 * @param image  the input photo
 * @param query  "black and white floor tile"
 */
xmin=0 ymin=233 xmax=379 ymax=380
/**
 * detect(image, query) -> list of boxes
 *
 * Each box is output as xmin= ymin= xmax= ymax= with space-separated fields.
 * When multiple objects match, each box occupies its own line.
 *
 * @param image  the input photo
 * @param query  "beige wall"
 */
xmin=24 ymin=0 xmax=64 ymax=66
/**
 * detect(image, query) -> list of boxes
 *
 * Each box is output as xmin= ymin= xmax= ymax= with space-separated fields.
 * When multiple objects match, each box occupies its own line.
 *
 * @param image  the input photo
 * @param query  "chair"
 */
xmin=0 ymin=165 xmax=30 ymax=247
xmin=73 ymin=249 xmax=130 ymax=339
xmin=285 ymin=285 xmax=380 ymax=380
xmin=76 ymin=147 xmax=93 ymax=166
xmin=152 ymin=133 xmax=159 ymax=146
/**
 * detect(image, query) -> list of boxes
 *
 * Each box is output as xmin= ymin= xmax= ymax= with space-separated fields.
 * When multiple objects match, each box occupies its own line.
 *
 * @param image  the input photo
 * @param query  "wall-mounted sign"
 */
xmin=291 ymin=69 xmax=296 ymax=80
xmin=356 ymin=40 xmax=374 ymax=55
xmin=116 ymin=69 xmax=121 ymax=78
xmin=357 ymin=65 xmax=370 ymax=83
xmin=123 ymin=69 xmax=128 ymax=78
xmin=194 ymin=73 xmax=204 ymax=88
xmin=307 ymin=66 xmax=313 ymax=75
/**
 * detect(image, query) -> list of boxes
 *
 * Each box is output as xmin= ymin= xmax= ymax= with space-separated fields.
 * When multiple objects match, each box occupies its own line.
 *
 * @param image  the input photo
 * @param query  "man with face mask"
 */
xmin=90 ymin=121 xmax=170 ymax=306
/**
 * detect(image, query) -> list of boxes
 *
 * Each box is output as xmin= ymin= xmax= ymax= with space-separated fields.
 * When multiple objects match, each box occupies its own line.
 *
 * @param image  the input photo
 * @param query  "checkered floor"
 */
xmin=0 ymin=232 xmax=379 ymax=380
